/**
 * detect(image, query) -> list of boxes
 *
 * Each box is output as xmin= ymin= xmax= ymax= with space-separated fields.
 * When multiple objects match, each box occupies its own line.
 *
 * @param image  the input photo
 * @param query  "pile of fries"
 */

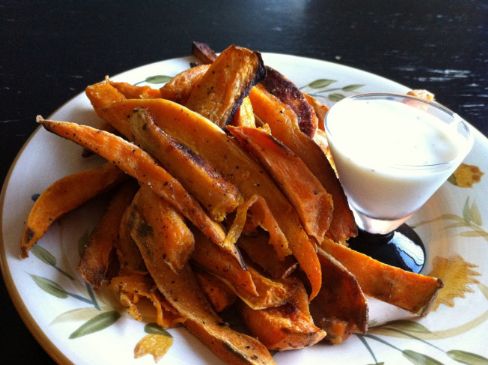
xmin=20 ymin=42 xmax=442 ymax=364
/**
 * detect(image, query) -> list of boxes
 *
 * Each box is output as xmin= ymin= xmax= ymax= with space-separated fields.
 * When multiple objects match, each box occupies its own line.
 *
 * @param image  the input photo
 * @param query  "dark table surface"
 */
xmin=1 ymin=1 xmax=487 ymax=363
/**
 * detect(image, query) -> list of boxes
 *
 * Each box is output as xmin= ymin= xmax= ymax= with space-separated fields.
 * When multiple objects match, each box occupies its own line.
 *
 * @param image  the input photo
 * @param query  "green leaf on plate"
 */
xmin=328 ymin=93 xmax=345 ymax=102
xmin=385 ymin=320 xmax=431 ymax=334
xmin=459 ymin=231 xmax=488 ymax=238
xmin=447 ymin=350 xmax=488 ymax=364
xmin=30 ymin=274 xmax=68 ymax=298
xmin=144 ymin=75 xmax=172 ymax=84
xmin=50 ymin=307 xmax=101 ymax=325
xmin=31 ymin=245 xmax=56 ymax=266
xmin=402 ymin=349 xmax=443 ymax=365
xmin=462 ymin=198 xmax=470 ymax=221
xmin=445 ymin=222 xmax=470 ymax=230
xmin=69 ymin=310 xmax=120 ymax=339
xmin=342 ymin=84 xmax=364 ymax=92
xmin=307 ymin=79 xmax=336 ymax=89
xmin=441 ymin=213 xmax=466 ymax=221
xmin=469 ymin=201 xmax=482 ymax=226
xmin=368 ymin=320 xmax=381 ymax=327
xmin=480 ymin=283 xmax=488 ymax=300
xmin=144 ymin=323 xmax=172 ymax=337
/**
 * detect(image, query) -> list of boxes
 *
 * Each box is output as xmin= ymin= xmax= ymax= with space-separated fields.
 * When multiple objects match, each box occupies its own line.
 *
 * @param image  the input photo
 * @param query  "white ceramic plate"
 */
xmin=1 ymin=53 xmax=487 ymax=365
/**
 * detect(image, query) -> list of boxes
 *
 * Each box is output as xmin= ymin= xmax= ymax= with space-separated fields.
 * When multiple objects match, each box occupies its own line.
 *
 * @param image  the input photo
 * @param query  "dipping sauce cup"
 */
xmin=325 ymin=93 xmax=473 ymax=234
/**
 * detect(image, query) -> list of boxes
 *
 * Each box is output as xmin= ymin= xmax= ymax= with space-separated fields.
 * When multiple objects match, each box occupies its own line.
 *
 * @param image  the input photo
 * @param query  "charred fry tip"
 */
xmin=418 ymin=277 xmax=444 ymax=317
xmin=20 ymin=248 xmax=28 ymax=259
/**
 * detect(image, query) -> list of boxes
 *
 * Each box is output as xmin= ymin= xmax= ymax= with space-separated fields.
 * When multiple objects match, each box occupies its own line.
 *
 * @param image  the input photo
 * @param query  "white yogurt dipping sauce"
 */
xmin=325 ymin=96 xmax=472 ymax=220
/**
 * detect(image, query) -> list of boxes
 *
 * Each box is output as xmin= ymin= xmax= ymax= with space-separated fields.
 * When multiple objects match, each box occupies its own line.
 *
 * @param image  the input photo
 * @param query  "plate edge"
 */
xmin=0 ymin=128 xmax=73 ymax=365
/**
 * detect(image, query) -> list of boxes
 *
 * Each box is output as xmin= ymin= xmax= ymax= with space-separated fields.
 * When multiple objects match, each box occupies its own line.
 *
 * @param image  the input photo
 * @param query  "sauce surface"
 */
xmin=325 ymin=97 xmax=471 ymax=220
xmin=326 ymin=99 xmax=463 ymax=168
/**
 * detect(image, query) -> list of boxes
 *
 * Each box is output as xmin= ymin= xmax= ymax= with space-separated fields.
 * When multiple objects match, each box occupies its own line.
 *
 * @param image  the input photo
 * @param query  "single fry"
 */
xmin=85 ymin=80 xmax=132 ymax=138
xmin=133 ymin=186 xmax=195 ymax=273
xmin=191 ymin=41 xmax=218 ymax=64
xmin=109 ymin=80 xmax=161 ymax=99
xmin=185 ymin=45 xmax=266 ymax=127
xmin=249 ymin=85 xmax=357 ymax=243
xmin=241 ymin=277 xmax=326 ymax=350
xmin=130 ymin=207 xmax=275 ymax=365
xmin=79 ymin=181 xmax=138 ymax=287
xmin=129 ymin=108 xmax=243 ymax=222
xmin=191 ymin=40 xmax=259 ymax=130
xmin=159 ymin=64 xmax=209 ymax=103
xmin=310 ymin=248 xmax=368 ymax=344
xmin=20 ymin=162 xmax=126 ymax=257
xmin=321 ymin=239 xmax=443 ymax=314
xmin=262 ymin=66 xmax=318 ymax=137
xmin=229 ymin=126 xmax=333 ymax=243
xmin=97 ymin=97 xmax=322 ymax=300
xmin=37 ymin=117 xmax=226 ymax=247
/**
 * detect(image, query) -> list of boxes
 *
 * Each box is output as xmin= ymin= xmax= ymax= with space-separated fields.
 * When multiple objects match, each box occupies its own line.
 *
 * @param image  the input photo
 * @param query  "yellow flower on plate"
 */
xmin=428 ymin=255 xmax=480 ymax=311
xmin=449 ymin=163 xmax=484 ymax=188
xmin=134 ymin=333 xmax=173 ymax=362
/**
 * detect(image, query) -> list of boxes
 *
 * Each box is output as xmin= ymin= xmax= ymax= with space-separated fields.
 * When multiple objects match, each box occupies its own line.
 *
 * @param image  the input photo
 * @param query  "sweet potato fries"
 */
xmin=20 ymin=43 xmax=442 ymax=365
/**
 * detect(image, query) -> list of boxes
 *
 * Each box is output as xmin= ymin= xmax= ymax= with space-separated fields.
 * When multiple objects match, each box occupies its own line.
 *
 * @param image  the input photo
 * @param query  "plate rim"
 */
xmin=0 ymin=137 xmax=73 ymax=364
xmin=1 ymin=52 xmax=487 ymax=365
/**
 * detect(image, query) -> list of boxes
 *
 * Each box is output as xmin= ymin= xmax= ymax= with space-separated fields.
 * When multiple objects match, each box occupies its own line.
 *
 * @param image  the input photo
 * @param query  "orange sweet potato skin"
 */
xmin=159 ymin=65 xmax=210 ymax=104
xmin=109 ymin=81 xmax=161 ymax=99
xmin=20 ymin=162 xmax=126 ymax=257
xmin=321 ymin=239 xmax=443 ymax=314
xmin=310 ymin=249 xmax=368 ymax=344
xmin=249 ymin=85 xmax=357 ymax=243
xmin=116 ymin=203 xmax=146 ymax=272
xmin=228 ymin=126 xmax=333 ymax=243
xmin=241 ymin=278 xmax=326 ymax=350
xmin=195 ymin=270 xmax=236 ymax=312
xmin=85 ymin=80 xmax=132 ymax=138
xmin=110 ymin=272 xmax=184 ymax=328
xmin=231 ymin=97 xmax=256 ymax=128
xmin=79 ymin=181 xmax=138 ymax=287
xmin=262 ymin=66 xmax=318 ymax=138
xmin=192 ymin=231 xmax=258 ymax=298
xmin=96 ymin=97 xmax=322 ymax=300
xmin=193 ymin=231 xmax=297 ymax=310
xmin=238 ymin=234 xmax=297 ymax=280
xmin=185 ymin=45 xmax=266 ymax=127
xmin=130 ymin=207 xmax=275 ymax=365
xmin=130 ymin=108 xmax=243 ymax=222
xmin=304 ymin=93 xmax=329 ymax=130
xmin=192 ymin=41 xmax=218 ymax=64
xmin=134 ymin=186 xmax=195 ymax=273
